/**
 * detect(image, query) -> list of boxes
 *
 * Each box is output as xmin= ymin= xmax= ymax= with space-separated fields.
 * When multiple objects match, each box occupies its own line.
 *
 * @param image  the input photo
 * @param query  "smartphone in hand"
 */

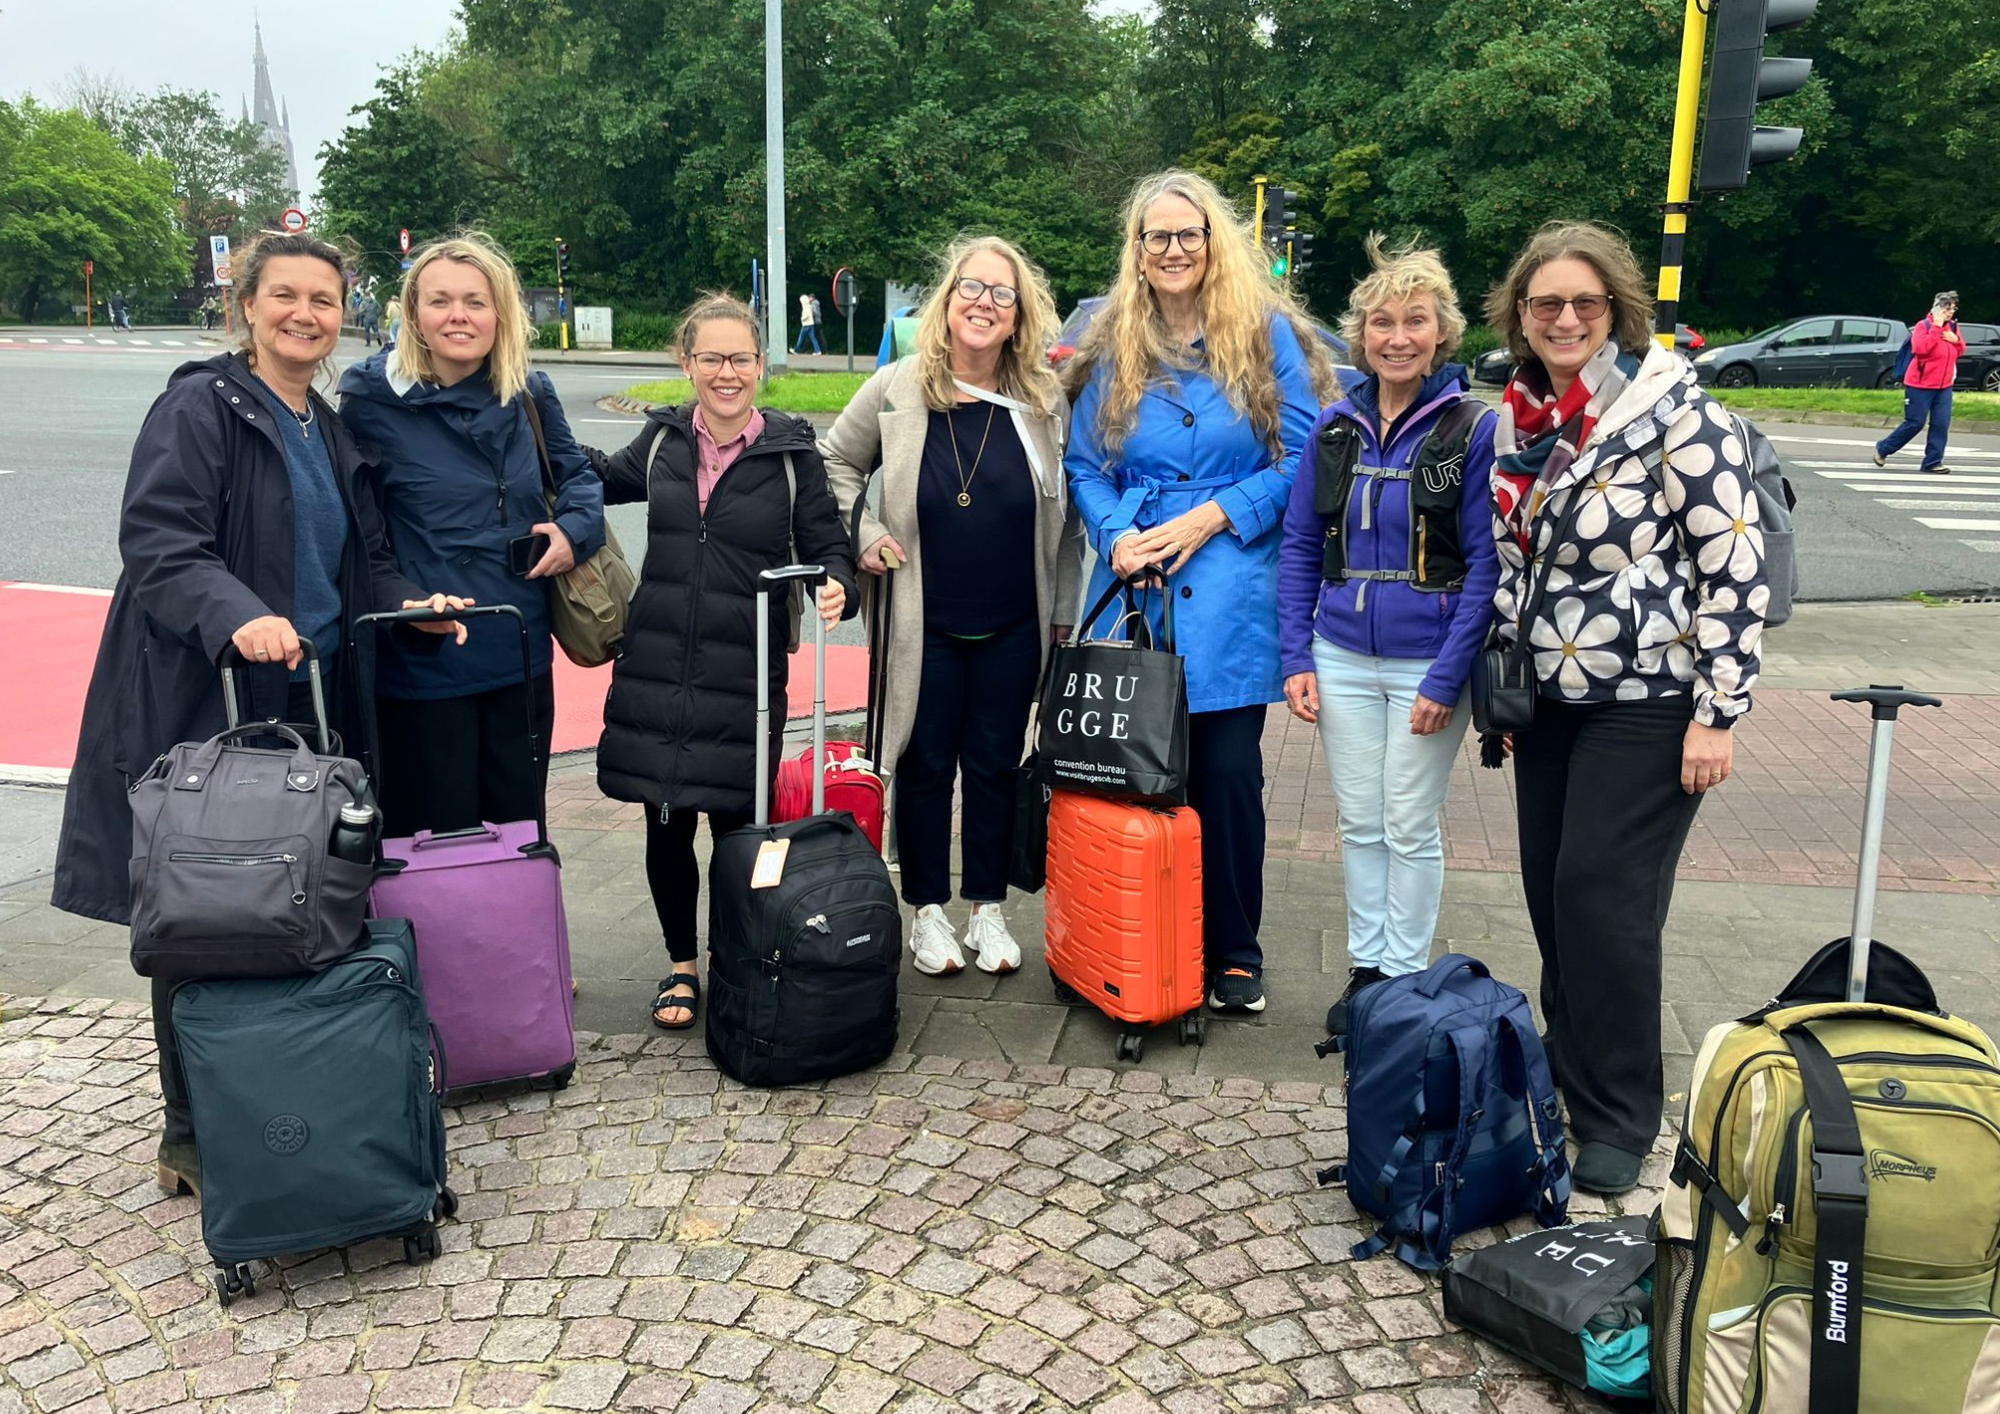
xmin=508 ymin=533 xmax=552 ymax=576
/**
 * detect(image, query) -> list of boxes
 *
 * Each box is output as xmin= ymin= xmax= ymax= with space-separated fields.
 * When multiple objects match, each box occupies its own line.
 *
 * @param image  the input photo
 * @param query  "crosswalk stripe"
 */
xmin=28 ymin=337 xmax=46 ymax=344
xmin=1808 ymin=469 xmax=2000 ymax=486
xmin=128 ymin=339 xmax=150 ymax=345
xmin=1875 ymin=500 xmax=2000 ymax=514
xmin=1962 ymin=540 xmax=2000 ymax=553
xmin=162 ymin=340 xmax=185 ymax=346
xmin=1851 ymin=485 xmax=2000 ymax=497
xmin=1915 ymin=518 xmax=2000 ymax=531
xmin=1768 ymin=433 xmax=2000 ymax=460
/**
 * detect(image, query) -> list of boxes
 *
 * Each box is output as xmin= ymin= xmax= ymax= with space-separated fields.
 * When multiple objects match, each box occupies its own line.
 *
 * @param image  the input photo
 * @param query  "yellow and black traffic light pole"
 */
xmin=1253 ymin=175 xmax=1268 ymax=246
xmin=1654 ymin=0 xmax=1711 ymax=350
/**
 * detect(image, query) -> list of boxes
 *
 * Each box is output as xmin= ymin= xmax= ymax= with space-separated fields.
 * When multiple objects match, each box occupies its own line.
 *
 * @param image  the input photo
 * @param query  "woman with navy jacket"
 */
xmin=340 ymin=233 xmax=605 ymax=835
xmin=1277 ymin=237 xmax=1498 ymax=1034
xmin=1066 ymin=169 xmax=1335 ymax=1015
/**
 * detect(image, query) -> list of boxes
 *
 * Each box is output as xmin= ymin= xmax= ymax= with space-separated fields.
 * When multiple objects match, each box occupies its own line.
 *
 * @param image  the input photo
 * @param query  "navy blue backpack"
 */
xmin=1316 ymin=954 xmax=1571 ymax=1270
xmin=1892 ymin=335 xmax=1914 ymax=384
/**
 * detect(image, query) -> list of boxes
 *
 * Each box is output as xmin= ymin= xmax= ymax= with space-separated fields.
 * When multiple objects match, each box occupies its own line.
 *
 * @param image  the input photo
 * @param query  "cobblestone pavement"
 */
xmin=0 ymin=995 xmax=1663 ymax=1414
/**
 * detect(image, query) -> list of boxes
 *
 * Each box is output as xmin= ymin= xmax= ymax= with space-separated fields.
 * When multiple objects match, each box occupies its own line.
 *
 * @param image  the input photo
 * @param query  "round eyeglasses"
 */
xmin=954 ymin=277 xmax=1019 ymax=309
xmin=1139 ymin=227 xmax=1210 ymax=256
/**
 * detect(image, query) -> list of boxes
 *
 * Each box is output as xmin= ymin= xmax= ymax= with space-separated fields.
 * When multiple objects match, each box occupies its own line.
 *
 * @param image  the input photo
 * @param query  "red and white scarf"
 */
xmin=1492 ymin=341 xmax=1639 ymax=549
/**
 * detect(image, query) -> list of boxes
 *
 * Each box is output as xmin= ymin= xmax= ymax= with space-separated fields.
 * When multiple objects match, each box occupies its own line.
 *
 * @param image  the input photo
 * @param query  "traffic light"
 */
xmin=556 ymin=241 xmax=571 ymax=285
xmin=1267 ymin=188 xmax=1299 ymax=277
xmin=1292 ymin=231 xmax=1317 ymax=275
xmin=1697 ymin=0 xmax=1817 ymax=192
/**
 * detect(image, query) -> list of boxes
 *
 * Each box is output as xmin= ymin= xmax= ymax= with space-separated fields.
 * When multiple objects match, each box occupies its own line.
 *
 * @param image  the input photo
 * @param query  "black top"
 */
xmin=917 ymin=401 xmax=1037 ymax=636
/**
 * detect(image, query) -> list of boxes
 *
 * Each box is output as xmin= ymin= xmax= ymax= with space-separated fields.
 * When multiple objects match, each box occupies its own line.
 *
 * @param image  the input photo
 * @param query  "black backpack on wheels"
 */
xmin=705 ymin=565 xmax=903 ymax=1087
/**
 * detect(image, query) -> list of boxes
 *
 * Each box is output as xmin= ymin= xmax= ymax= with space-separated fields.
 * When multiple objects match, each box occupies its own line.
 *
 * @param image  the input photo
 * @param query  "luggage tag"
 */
xmin=751 ymin=838 xmax=791 ymax=888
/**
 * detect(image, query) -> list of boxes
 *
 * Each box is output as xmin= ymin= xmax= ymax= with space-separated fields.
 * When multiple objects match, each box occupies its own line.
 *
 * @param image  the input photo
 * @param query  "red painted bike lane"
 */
xmin=0 ymin=582 xmax=868 ymax=776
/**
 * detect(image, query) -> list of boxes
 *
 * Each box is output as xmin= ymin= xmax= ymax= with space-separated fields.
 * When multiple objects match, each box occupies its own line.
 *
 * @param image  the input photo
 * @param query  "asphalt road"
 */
xmin=5 ymin=333 xmax=2000 ymax=603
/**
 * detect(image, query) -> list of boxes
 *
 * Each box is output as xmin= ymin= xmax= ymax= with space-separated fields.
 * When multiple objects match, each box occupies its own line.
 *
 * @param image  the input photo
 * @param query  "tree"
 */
xmin=1141 ymin=0 xmax=1273 ymax=162
xmin=116 ymin=89 xmax=295 ymax=281
xmin=0 ymin=99 xmax=183 ymax=320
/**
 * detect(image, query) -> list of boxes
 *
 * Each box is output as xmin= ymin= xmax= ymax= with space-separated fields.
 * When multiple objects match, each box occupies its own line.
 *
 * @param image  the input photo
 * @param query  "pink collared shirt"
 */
xmin=692 ymin=405 xmax=766 ymax=513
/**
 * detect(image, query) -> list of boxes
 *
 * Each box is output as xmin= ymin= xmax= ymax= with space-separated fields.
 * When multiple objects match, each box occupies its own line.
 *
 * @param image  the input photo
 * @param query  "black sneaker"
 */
xmin=1207 ymin=968 xmax=1267 ymax=1014
xmin=1324 ymin=966 xmax=1388 ymax=1036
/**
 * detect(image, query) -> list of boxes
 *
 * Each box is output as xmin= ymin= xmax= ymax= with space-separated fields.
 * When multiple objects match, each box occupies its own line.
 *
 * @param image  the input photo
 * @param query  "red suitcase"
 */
xmin=773 ymin=740 xmax=885 ymax=849
xmin=1044 ymin=789 xmax=1206 ymax=1062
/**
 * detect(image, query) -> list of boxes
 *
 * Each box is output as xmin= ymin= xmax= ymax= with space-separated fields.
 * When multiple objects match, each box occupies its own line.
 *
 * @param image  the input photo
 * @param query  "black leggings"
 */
xmin=375 ymin=673 xmax=554 ymax=837
xmin=645 ymin=808 xmax=752 ymax=966
xmin=1513 ymin=694 xmax=1704 ymax=1153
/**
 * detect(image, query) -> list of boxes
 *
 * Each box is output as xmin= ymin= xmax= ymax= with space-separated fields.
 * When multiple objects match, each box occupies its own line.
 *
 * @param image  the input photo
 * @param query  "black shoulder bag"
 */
xmin=1471 ymin=483 xmax=1587 ymax=736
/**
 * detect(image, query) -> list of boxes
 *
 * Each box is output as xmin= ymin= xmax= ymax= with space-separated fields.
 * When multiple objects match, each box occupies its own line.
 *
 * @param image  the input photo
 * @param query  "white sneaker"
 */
xmin=909 ymin=904 xmax=965 ymax=976
xmin=966 ymin=903 xmax=1021 ymax=974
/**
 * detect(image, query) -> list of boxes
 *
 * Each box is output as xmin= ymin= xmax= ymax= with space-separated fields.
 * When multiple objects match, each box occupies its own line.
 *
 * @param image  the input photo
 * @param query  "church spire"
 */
xmin=248 ymin=17 xmax=299 ymax=194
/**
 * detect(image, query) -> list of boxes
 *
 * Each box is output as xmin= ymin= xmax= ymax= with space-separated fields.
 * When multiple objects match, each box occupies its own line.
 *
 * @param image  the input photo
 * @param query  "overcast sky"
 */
xmin=0 ymin=0 xmax=463 ymax=204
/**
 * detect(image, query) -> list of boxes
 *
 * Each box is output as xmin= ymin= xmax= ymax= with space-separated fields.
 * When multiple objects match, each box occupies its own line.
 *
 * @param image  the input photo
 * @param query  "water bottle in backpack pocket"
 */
xmin=1315 ymin=954 xmax=1571 ymax=1271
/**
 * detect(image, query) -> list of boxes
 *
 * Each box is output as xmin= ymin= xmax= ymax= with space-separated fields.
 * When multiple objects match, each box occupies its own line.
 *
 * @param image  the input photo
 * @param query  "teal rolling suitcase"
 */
xmin=171 ymin=919 xmax=456 ymax=1304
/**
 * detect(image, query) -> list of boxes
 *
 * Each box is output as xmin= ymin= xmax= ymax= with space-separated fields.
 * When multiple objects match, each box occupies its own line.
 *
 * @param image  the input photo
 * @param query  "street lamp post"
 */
xmin=764 ymin=0 xmax=789 ymax=373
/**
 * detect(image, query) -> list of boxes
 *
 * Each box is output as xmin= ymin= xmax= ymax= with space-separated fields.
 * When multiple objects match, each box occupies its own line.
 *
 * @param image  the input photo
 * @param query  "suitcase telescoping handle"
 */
xmin=1830 ymin=684 xmax=1942 ymax=1001
xmin=757 ymin=565 xmax=829 ymax=828
xmin=353 ymin=604 xmax=550 ymax=850
xmin=221 ymin=637 xmax=332 ymax=753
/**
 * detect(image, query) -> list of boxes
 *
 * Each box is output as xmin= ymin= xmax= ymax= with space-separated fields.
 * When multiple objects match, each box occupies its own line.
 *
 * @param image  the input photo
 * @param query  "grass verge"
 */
xmin=1712 ymin=387 xmax=2000 ymax=420
xmin=621 ymin=372 xmax=871 ymax=413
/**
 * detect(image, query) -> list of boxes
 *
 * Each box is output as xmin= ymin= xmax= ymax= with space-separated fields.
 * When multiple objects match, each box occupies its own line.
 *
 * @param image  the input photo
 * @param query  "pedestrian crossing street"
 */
xmin=0 ymin=333 xmax=206 ymax=350
xmin=1769 ymin=433 xmax=2000 ymax=556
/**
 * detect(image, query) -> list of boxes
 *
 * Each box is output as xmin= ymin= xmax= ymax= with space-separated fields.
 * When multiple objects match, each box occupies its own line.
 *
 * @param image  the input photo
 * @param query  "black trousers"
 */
xmin=1513 ymin=694 xmax=1704 ymax=1153
xmin=895 ymin=617 xmax=1042 ymax=907
xmin=156 ymin=669 xmax=348 ymax=1147
xmin=1188 ymin=704 xmax=1268 ymax=975
xmin=375 ymin=672 xmax=555 ymax=837
xmin=646 ymin=808 xmax=753 ymax=966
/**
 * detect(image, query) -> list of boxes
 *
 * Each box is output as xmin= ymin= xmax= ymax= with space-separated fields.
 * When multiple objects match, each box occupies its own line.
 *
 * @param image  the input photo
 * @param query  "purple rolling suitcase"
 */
xmin=357 ymin=604 xmax=577 ymax=1090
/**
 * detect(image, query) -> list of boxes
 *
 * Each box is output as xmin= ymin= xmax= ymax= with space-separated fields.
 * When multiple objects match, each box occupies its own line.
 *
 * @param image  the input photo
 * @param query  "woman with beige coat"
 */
xmin=823 ymin=234 xmax=1083 ymax=979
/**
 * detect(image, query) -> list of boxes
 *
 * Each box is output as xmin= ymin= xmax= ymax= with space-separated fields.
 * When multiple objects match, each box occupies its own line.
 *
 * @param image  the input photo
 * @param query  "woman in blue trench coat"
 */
xmin=1066 ymin=168 xmax=1336 ymax=1014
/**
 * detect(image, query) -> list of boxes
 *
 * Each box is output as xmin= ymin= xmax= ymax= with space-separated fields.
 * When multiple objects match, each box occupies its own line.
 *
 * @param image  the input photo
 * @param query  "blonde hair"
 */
xmin=911 ymin=234 xmax=1064 ymax=418
xmin=390 ymin=232 xmax=534 ymax=404
xmin=1484 ymin=220 xmax=1655 ymax=364
xmin=675 ymin=291 xmax=765 ymax=360
xmin=1338 ymin=234 xmax=1466 ymax=378
xmin=1077 ymin=169 xmax=1337 ymax=460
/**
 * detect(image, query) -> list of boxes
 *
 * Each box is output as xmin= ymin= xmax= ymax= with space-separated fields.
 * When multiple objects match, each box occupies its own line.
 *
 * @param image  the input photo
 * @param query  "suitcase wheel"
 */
xmin=435 ymin=1187 xmax=460 ymax=1222
xmin=403 ymin=1223 xmax=440 ymax=1266
xmin=213 ymin=1263 xmax=255 ymax=1307
xmin=1048 ymin=968 xmax=1081 ymax=1006
xmin=1178 ymin=1014 xmax=1205 ymax=1048
xmin=548 ymin=1062 xmax=576 ymax=1091
xmin=1114 ymin=1032 xmax=1144 ymax=1064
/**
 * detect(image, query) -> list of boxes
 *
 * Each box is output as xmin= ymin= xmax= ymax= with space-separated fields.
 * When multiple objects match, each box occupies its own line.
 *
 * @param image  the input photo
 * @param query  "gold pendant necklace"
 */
xmin=949 ymin=400 xmax=997 ymax=508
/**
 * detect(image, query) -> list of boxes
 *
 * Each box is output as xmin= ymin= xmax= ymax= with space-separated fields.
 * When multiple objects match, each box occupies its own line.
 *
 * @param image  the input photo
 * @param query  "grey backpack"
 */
xmin=1732 ymin=413 xmax=1798 ymax=627
xmin=128 ymin=720 xmax=373 ymax=981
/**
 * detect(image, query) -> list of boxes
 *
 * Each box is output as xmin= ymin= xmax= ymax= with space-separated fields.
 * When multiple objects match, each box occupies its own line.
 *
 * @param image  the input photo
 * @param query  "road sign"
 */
xmin=398 ymin=228 xmax=411 ymax=254
xmin=83 ymin=260 xmax=93 ymax=276
xmin=280 ymin=207 xmax=307 ymax=233
xmin=832 ymin=267 xmax=857 ymax=317
xmin=210 ymin=235 xmax=232 ymax=287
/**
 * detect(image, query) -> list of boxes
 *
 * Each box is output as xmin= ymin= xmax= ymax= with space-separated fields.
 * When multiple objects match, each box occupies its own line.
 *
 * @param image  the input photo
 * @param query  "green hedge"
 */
xmin=532 ymin=312 xmax=679 ymax=351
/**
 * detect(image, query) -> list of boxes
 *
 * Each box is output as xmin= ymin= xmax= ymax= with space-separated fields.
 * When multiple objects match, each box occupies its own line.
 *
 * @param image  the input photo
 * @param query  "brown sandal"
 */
xmin=651 ymin=973 xmax=700 ymax=1031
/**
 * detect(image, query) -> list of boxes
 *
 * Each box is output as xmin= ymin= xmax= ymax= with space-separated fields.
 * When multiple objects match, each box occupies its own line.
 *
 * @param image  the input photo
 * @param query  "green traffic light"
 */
xmin=1272 ymin=258 xmax=1289 ymax=277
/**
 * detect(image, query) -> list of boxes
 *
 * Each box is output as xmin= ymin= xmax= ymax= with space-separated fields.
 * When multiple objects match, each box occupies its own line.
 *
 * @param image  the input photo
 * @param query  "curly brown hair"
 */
xmin=1484 ymin=220 xmax=1655 ymax=364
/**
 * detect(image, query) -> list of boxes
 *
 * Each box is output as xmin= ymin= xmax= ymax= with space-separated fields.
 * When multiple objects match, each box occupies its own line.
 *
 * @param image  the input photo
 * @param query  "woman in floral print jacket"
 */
xmin=1483 ymin=221 xmax=1767 ymax=1197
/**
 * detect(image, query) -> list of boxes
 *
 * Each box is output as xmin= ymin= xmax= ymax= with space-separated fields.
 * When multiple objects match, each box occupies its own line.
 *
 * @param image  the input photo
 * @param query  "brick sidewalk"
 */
xmin=550 ymin=689 xmax=2000 ymax=895
xmin=0 ymin=996 xmax=1652 ymax=1414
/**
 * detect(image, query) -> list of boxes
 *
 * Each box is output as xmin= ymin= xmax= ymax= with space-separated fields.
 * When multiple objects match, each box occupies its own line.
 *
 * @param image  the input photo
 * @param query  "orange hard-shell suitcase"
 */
xmin=1044 ymin=789 xmax=1206 ymax=1062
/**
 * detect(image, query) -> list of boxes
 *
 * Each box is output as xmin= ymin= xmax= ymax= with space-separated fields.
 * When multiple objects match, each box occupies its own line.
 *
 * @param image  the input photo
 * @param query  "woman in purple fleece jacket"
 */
xmin=1276 ymin=238 xmax=1499 ymax=1032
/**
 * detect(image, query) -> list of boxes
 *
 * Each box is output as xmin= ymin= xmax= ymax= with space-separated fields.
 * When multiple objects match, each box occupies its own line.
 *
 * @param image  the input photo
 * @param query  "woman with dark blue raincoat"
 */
xmin=1065 ymin=170 xmax=1336 ymax=1016
xmin=340 ymin=233 xmax=605 ymax=836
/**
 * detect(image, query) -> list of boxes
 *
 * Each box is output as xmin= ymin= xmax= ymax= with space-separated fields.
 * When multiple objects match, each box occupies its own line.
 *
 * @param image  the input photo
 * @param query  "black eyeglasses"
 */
xmin=689 ymin=351 xmax=761 ymax=373
xmin=1521 ymin=293 xmax=1613 ymax=323
xmin=1139 ymin=227 xmax=1210 ymax=256
xmin=953 ymin=277 xmax=1019 ymax=309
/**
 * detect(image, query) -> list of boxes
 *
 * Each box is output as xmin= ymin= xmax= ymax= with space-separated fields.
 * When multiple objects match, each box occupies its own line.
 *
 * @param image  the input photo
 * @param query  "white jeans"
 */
xmin=1312 ymin=639 xmax=1470 ymax=976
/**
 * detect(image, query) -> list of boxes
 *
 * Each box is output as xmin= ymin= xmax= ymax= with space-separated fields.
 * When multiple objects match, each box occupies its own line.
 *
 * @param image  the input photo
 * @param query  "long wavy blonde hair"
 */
xmin=911 ymin=234 xmax=1064 ymax=418
xmin=1076 ymin=170 xmax=1336 ymax=459
xmin=390 ymin=232 xmax=535 ymax=405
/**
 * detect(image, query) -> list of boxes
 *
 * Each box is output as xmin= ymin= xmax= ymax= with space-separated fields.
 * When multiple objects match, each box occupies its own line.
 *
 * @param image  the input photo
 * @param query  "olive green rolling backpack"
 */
xmin=1654 ymin=687 xmax=2000 ymax=1414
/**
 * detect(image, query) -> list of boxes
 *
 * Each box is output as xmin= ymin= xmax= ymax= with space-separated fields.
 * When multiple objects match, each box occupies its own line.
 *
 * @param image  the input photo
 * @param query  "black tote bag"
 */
xmin=1034 ymin=572 xmax=1190 ymax=804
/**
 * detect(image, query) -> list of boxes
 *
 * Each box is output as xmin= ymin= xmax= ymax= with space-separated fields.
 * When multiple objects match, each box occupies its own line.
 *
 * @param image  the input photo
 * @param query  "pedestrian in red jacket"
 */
xmin=1876 ymin=290 xmax=1964 ymax=474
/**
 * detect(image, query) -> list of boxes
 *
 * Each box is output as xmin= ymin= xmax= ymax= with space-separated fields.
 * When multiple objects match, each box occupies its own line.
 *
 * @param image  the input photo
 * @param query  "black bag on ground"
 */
xmin=1442 ymin=1215 xmax=1655 ymax=1401
xmin=172 ymin=918 xmax=456 ymax=1305
xmin=129 ymin=641 xmax=373 ymax=981
xmin=706 ymin=566 xmax=903 ymax=1088
xmin=1035 ymin=571 xmax=1189 ymax=804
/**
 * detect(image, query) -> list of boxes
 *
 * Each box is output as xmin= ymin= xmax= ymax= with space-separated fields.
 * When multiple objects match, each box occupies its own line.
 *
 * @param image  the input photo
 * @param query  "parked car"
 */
xmin=1048 ymin=298 xmax=1362 ymax=390
xmin=1472 ymin=325 xmax=1706 ymax=387
xmin=1951 ymin=321 xmax=2000 ymax=393
xmin=1691 ymin=315 xmax=1909 ymax=389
